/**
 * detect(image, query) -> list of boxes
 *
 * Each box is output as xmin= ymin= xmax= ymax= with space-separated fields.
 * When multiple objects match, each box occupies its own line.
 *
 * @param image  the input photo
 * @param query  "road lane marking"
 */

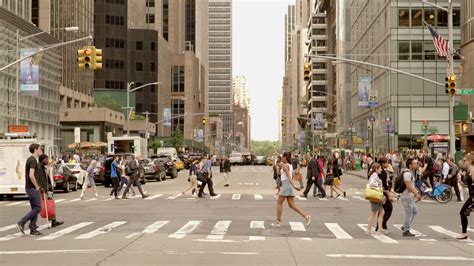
xmin=0 ymin=225 xmax=16 ymax=232
xmin=54 ymin=199 xmax=65 ymax=203
xmin=250 ymin=221 xmax=265 ymax=229
xmin=6 ymin=202 xmax=24 ymax=207
xmin=0 ymin=249 xmax=106 ymax=255
xmin=326 ymin=254 xmax=474 ymax=261
xmin=336 ymin=197 xmax=348 ymax=201
xmin=357 ymin=224 xmax=398 ymax=244
xmin=300 ymin=237 xmax=312 ymax=241
xmin=324 ymin=223 xmax=353 ymax=239
xmin=289 ymin=222 xmax=306 ymax=232
xmin=352 ymin=196 xmax=365 ymax=201
xmin=145 ymin=194 xmax=163 ymax=200
xmin=254 ymin=194 xmax=263 ymax=200
xmin=38 ymin=222 xmax=94 ymax=240
xmin=393 ymin=224 xmax=426 ymax=237
xmin=125 ymin=221 xmax=169 ymax=239
xmin=83 ymin=198 xmax=97 ymax=203
xmin=168 ymin=221 xmax=202 ymax=239
xmin=103 ymin=198 xmax=114 ymax=201
xmin=166 ymin=194 xmax=181 ymax=200
xmin=65 ymin=198 xmax=81 ymax=203
xmin=0 ymin=224 xmax=48 ymax=241
xmin=75 ymin=221 xmax=127 ymax=239
xmin=429 ymin=225 xmax=474 ymax=243
xmin=295 ymin=195 xmax=307 ymax=201
xmin=207 ymin=221 xmax=231 ymax=240
xmin=249 ymin=236 xmax=265 ymax=241
xmin=317 ymin=197 xmax=328 ymax=201
xmin=232 ymin=194 xmax=241 ymax=200
xmin=210 ymin=194 xmax=221 ymax=200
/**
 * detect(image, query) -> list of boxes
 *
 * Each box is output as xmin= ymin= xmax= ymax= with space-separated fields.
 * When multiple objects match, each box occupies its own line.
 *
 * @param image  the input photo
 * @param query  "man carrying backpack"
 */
xmin=394 ymin=158 xmax=421 ymax=237
xmin=420 ymin=149 xmax=435 ymax=192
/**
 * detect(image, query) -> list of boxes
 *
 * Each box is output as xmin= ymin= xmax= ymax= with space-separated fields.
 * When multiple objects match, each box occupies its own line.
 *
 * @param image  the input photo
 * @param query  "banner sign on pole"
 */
xmin=358 ymin=76 xmax=371 ymax=107
xmin=163 ymin=108 xmax=171 ymax=128
xmin=74 ymin=127 xmax=81 ymax=143
xmin=368 ymin=90 xmax=379 ymax=107
xmin=197 ymin=129 xmax=204 ymax=142
xmin=20 ymin=48 xmax=39 ymax=96
xmin=313 ymin=112 xmax=324 ymax=131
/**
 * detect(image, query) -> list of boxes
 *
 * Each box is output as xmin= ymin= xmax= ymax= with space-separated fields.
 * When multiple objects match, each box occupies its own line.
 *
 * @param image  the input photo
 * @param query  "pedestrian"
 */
xmin=38 ymin=154 xmax=64 ymax=228
xmin=219 ymin=155 xmax=231 ymax=187
xmin=117 ymin=160 xmax=137 ymax=198
xmin=332 ymin=158 xmax=346 ymax=198
xmin=80 ymin=160 xmax=100 ymax=200
xmin=445 ymin=157 xmax=462 ymax=202
xmin=419 ymin=149 xmax=435 ymax=191
xmin=313 ymin=156 xmax=326 ymax=197
xmin=457 ymin=158 xmax=474 ymax=240
xmin=400 ymin=158 xmax=422 ymax=237
xmin=121 ymin=155 xmax=149 ymax=199
xmin=16 ymin=143 xmax=44 ymax=236
xmin=324 ymin=159 xmax=335 ymax=196
xmin=182 ymin=159 xmax=199 ymax=196
xmin=302 ymin=153 xmax=325 ymax=198
xmin=375 ymin=157 xmax=394 ymax=234
xmin=68 ymin=155 xmax=76 ymax=164
xmin=109 ymin=156 xmax=120 ymax=199
xmin=197 ymin=155 xmax=219 ymax=198
xmin=440 ymin=158 xmax=450 ymax=183
xmin=291 ymin=154 xmax=304 ymax=189
xmin=273 ymin=155 xmax=282 ymax=195
xmin=271 ymin=152 xmax=311 ymax=227
xmin=366 ymin=163 xmax=385 ymax=235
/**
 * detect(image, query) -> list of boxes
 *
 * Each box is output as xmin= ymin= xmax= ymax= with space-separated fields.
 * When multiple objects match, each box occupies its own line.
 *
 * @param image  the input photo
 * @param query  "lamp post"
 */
xmin=15 ymin=26 xmax=79 ymax=125
xmin=125 ymin=81 xmax=162 ymax=135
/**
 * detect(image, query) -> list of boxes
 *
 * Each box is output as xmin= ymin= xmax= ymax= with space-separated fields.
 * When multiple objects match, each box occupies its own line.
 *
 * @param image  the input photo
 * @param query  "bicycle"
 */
xmin=414 ymin=179 xmax=452 ymax=204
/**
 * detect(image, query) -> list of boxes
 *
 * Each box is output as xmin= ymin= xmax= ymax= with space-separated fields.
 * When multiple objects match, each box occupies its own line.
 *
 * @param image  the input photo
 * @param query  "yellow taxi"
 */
xmin=175 ymin=159 xmax=185 ymax=171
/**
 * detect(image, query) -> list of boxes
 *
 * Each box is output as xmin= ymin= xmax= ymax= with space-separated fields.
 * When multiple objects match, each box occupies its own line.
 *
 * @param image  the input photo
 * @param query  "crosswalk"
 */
xmin=0 ymin=219 xmax=471 ymax=245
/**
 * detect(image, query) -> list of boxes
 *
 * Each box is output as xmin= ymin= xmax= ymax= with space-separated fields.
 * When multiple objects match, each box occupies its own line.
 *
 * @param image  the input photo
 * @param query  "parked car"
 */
xmin=141 ymin=159 xmax=166 ymax=182
xmin=65 ymin=163 xmax=88 ymax=188
xmin=175 ymin=159 xmax=185 ymax=171
xmin=101 ymin=154 xmax=145 ymax=186
xmin=52 ymin=164 xmax=78 ymax=193
xmin=229 ymin=152 xmax=243 ymax=166
xmin=253 ymin=156 xmax=266 ymax=165
xmin=157 ymin=155 xmax=178 ymax=178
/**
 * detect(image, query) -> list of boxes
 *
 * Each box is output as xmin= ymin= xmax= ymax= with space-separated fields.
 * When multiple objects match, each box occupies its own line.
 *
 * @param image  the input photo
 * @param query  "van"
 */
xmin=156 ymin=147 xmax=178 ymax=161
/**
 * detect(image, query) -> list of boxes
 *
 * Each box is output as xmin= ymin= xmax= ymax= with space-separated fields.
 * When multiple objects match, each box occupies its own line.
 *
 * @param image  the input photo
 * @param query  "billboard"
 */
xmin=197 ymin=129 xmax=204 ymax=142
xmin=313 ymin=112 xmax=324 ymax=131
xmin=20 ymin=48 xmax=39 ymax=96
xmin=358 ymin=76 xmax=371 ymax=107
xmin=163 ymin=108 xmax=171 ymax=128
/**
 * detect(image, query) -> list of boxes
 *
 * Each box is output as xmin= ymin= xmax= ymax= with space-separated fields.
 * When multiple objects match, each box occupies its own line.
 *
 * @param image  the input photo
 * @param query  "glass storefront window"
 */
xmin=412 ymin=42 xmax=423 ymax=60
xmin=398 ymin=42 xmax=410 ymax=60
xmin=424 ymin=9 xmax=435 ymax=26
xmin=412 ymin=9 xmax=422 ymax=27
xmin=399 ymin=9 xmax=410 ymax=27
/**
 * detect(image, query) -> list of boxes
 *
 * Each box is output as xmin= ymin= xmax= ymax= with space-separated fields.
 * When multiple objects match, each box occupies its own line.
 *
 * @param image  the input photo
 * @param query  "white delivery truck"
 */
xmin=108 ymin=136 xmax=148 ymax=159
xmin=156 ymin=147 xmax=178 ymax=161
xmin=0 ymin=137 xmax=54 ymax=199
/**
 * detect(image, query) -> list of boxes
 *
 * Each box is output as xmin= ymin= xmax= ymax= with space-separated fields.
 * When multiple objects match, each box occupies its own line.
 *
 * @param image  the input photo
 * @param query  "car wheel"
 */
xmin=0 ymin=194 xmax=4 ymax=201
xmin=63 ymin=180 xmax=70 ymax=193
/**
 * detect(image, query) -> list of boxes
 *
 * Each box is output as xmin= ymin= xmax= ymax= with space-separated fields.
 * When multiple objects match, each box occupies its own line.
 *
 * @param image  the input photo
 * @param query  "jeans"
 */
xmin=312 ymin=179 xmax=324 ymax=195
xmin=110 ymin=177 xmax=120 ymax=197
xmin=19 ymin=188 xmax=41 ymax=231
xmin=303 ymin=178 xmax=325 ymax=197
xmin=401 ymin=197 xmax=418 ymax=233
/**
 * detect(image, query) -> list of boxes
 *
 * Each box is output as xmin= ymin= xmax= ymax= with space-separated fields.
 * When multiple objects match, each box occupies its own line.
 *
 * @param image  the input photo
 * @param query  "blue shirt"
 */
xmin=203 ymin=160 xmax=212 ymax=173
xmin=111 ymin=161 xmax=118 ymax=178
xmin=87 ymin=165 xmax=95 ymax=178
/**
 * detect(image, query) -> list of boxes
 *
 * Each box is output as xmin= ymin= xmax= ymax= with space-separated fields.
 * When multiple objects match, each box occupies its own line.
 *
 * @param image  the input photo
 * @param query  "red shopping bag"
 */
xmin=40 ymin=197 xmax=56 ymax=219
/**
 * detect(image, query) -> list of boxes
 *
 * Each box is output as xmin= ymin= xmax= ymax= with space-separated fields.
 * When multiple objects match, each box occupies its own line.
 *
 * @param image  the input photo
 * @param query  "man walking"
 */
xmin=302 ymin=153 xmax=325 ymax=198
xmin=121 ymin=155 xmax=149 ymax=199
xmin=420 ymin=149 xmax=435 ymax=191
xmin=198 ymin=155 xmax=218 ymax=198
xmin=219 ymin=155 xmax=231 ymax=187
xmin=445 ymin=157 xmax=462 ymax=202
xmin=16 ymin=143 xmax=43 ymax=236
xmin=109 ymin=156 xmax=120 ymax=199
xmin=401 ymin=158 xmax=422 ymax=237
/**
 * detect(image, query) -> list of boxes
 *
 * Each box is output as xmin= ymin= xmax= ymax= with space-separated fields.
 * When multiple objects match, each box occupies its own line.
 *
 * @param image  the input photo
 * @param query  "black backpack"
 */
xmin=394 ymin=169 xmax=411 ymax=193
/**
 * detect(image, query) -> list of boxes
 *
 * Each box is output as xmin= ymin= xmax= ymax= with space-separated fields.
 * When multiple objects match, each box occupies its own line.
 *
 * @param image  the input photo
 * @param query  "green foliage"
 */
xmin=94 ymin=93 xmax=122 ymax=112
xmin=135 ymin=115 xmax=145 ymax=120
xmin=148 ymin=140 xmax=162 ymax=150
xmin=251 ymin=140 xmax=277 ymax=156
xmin=165 ymin=130 xmax=184 ymax=150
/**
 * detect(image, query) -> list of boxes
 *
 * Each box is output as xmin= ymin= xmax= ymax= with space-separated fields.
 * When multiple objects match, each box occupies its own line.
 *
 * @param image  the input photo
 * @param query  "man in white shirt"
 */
xmin=441 ymin=158 xmax=450 ymax=181
xmin=401 ymin=158 xmax=422 ymax=237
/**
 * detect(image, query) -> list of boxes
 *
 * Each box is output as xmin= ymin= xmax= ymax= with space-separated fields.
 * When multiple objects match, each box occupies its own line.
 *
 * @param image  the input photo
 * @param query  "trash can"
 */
xmin=355 ymin=158 xmax=362 ymax=171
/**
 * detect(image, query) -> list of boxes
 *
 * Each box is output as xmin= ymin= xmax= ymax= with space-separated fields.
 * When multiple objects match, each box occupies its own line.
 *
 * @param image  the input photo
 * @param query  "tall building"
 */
xmin=285 ymin=5 xmax=296 ymax=63
xmin=460 ymin=0 xmax=474 ymax=150
xmin=208 ymin=0 xmax=233 ymax=135
xmin=351 ymin=0 xmax=461 ymax=152
xmin=232 ymin=76 xmax=251 ymax=150
xmin=0 ymin=6 xmax=62 ymax=142
xmin=232 ymin=76 xmax=250 ymax=109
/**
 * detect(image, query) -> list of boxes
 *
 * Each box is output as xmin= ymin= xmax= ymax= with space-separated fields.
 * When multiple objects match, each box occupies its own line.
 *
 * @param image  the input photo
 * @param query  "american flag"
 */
xmin=428 ymin=25 xmax=449 ymax=57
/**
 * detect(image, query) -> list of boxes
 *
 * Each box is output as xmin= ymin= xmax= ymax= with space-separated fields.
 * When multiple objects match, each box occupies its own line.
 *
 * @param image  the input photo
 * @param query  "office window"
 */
xmin=106 ymin=15 xmax=110 ymax=24
xmin=398 ymin=9 xmax=409 ymax=27
xmin=120 ymin=16 xmax=124 ymax=26
xmin=172 ymin=66 xmax=185 ymax=92
xmin=438 ymin=10 xmax=448 ymax=27
xmin=412 ymin=42 xmax=423 ymax=60
xmin=146 ymin=14 xmax=155 ymax=23
xmin=453 ymin=9 xmax=460 ymax=27
xmin=151 ymin=42 xmax=156 ymax=51
xmin=151 ymin=62 xmax=156 ymax=72
xmin=146 ymin=0 xmax=155 ymax=7
xmin=136 ymin=62 xmax=143 ymax=71
xmin=411 ymin=9 xmax=422 ymax=27
xmin=136 ymin=41 xmax=143 ymax=50
xmin=163 ymin=0 xmax=169 ymax=40
xmin=398 ymin=42 xmax=410 ymax=60
xmin=424 ymin=42 xmax=436 ymax=60
xmin=424 ymin=9 xmax=435 ymax=25
xmin=120 ymin=39 xmax=125 ymax=48
xmin=105 ymin=38 xmax=110 ymax=47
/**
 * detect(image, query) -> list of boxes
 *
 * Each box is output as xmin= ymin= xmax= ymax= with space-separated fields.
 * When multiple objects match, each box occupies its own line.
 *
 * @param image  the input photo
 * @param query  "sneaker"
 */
xmin=142 ymin=194 xmax=149 ymax=199
xmin=381 ymin=229 xmax=389 ymax=235
xmin=30 ymin=230 xmax=43 ymax=236
xmin=403 ymin=230 xmax=416 ymax=237
xmin=51 ymin=221 xmax=64 ymax=228
xmin=94 ymin=193 xmax=99 ymax=198
xmin=224 ymin=184 xmax=229 ymax=187
xmin=305 ymin=215 xmax=312 ymax=227
xmin=456 ymin=234 xmax=468 ymax=240
xmin=16 ymin=223 xmax=25 ymax=235
xmin=271 ymin=221 xmax=282 ymax=227
xmin=210 ymin=194 xmax=219 ymax=198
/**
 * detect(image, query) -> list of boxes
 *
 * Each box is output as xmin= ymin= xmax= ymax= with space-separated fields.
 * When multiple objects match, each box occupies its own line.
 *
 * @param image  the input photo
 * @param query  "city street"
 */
xmin=0 ymin=165 xmax=472 ymax=266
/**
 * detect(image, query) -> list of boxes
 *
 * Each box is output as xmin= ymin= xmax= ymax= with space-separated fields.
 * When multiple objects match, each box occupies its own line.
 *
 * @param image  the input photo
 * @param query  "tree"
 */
xmin=251 ymin=140 xmax=277 ymax=156
xmin=148 ymin=139 xmax=162 ymax=150
xmin=95 ymin=93 xmax=122 ymax=112
xmin=165 ymin=130 xmax=184 ymax=150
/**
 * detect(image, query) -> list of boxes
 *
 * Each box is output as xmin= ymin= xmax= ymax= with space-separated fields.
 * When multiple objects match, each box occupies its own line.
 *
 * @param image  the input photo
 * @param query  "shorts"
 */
xmin=333 ymin=177 xmax=341 ymax=186
xmin=279 ymin=179 xmax=296 ymax=197
xmin=370 ymin=201 xmax=383 ymax=212
xmin=87 ymin=176 xmax=95 ymax=187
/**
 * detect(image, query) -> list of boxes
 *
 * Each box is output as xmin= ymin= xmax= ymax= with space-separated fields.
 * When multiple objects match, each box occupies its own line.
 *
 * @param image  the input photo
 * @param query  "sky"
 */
xmin=232 ymin=0 xmax=293 ymax=141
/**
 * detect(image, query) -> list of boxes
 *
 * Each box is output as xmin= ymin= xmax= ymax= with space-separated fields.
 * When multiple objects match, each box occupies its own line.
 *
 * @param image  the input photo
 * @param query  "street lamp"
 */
xmin=15 ymin=26 xmax=80 ymax=125
xmin=125 ymin=81 xmax=162 ymax=135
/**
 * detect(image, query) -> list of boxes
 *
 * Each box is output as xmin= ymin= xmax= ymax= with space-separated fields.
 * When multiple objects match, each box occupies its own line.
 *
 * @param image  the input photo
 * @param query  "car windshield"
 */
xmin=157 ymin=156 xmax=170 ymax=162
xmin=230 ymin=154 xmax=241 ymax=157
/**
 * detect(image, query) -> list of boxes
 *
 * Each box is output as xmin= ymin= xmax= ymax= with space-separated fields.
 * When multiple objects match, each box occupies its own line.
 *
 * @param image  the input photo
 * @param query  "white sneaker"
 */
xmin=94 ymin=193 xmax=99 ymax=198
xmin=425 ymin=188 xmax=433 ymax=192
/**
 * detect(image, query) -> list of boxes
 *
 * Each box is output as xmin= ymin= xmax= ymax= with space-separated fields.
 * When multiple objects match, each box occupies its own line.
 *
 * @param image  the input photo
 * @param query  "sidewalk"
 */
xmin=345 ymin=169 xmax=367 ymax=179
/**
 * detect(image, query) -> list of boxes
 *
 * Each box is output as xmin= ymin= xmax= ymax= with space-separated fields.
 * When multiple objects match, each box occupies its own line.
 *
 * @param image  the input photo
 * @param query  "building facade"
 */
xmin=351 ymin=0 xmax=461 ymax=152
xmin=232 ymin=76 xmax=251 ymax=150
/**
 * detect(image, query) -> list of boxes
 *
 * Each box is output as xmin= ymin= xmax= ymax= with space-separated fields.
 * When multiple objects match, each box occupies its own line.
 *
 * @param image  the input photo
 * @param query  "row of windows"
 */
xmin=398 ymin=8 xmax=460 ymax=28
xmin=209 ymin=44 xmax=231 ymax=49
xmin=209 ymin=105 xmax=231 ymax=111
xmin=105 ymin=15 xmax=125 ymax=26
xmin=105 ymin=38 xmax=125 ymax=48
xmin=146 ymin=0 xmax=155 ymax=7
xmin=105 ymin=0 xmax=125 ymax=4
xmin=135 ymin=41 xmax=156 ymax=51
xmin=398 ymin=41 xmax=461 ymax=61
xmin=105 ymin=80 xmax=126 ymax=90
xmin=209 ymin=99 xmax=231 ymax=105
xmin=135 ymin=62 xmax=156 ymax=72
xmin=105 ymin=59 xmax=125 ymax=69
xmin=146 ymin=14 xmax=155 ymax=24
xmin=171 ymin=66 xmax=185 ymax=93
xmin=209 ymin=50 xmax=231 ymax=55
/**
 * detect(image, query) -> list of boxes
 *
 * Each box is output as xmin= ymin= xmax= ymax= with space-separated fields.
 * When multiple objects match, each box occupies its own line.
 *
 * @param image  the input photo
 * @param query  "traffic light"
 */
xmin=130 ymin=110 xmax=136 ymax=120
xmin=77 ymin=46 xmax=93 ymax=69
xmin=92 ymin=47 xmax=103 ymax=69
xmin=303 ymin=63 xmax=311 ymax=81
xmin=202 ymin=117 xmax=208 ymax=125
xmin=281 ymin=118 xmax=285 ymax=127
xmin=422 ymin=124 xmax=428 ymax=131
xmin=445 ymin=74 xmax=456 ymax=95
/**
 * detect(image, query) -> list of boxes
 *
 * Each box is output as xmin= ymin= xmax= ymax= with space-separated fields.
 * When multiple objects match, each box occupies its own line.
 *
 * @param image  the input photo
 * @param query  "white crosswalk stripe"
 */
xmin=166 ymin=194 xmax=182 ymax=200
xmin=6 ymin=201 xmax=24 ymax=207
xmin=289 ymin=222 xmax=306 ymax=232
xmin=38 ymin=222 xmax=94 ymax=240
xmin=254 ymin=194 xmax=263 ymax=200
xmin=250 ymin=221 xmax=265 ymax=229
xmin=126 ymin=221 xmax=169 ymax=239
xmin=0 ymin=224 xmax=48 ymax=241
xmin=352 ymin=196 xmax=365 ymax=201
xmin=145 ymin=194 xmax=163 ymax=200
xmin=317 ymin=197 xmax=328 ymax=201
xmin=66 ymin=198 xmax=81 ymax=203
xmin=0 ymin=225 xmax=16 ymax=232
xmin=168 ymin=221 xmax=202 ymax=239
xmin=75 ymin=221 xmax=126 ymax=239
xmin=337 ymin=197 xmax=349 ymax=201
xmin=325 ymin=223 xmax=353 ymax=239
xmin=54 ymin=199 xmax=66 ymax=203
xmin=207 ymin=221 xmax=232 ymax=240
xmin=357 ymin=224 xmax=398 ymax=244
xmin=429 ymin=225 xmax=474 ymax=243
xmin=210 ymin=194 xmax=221 ymax=200
xmin=232 ymin=194 xmax=241 ymax=200
xmin=393 ymin=224 xmax=426 ymax=237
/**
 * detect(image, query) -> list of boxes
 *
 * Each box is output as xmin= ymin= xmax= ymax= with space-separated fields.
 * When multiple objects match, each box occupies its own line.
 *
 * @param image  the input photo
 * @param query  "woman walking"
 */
xmin=80 ymin=160 xmax=100 ymax=200
xmin=367 ymin=163 xmax=385 ymax=235
xmin=457 ymin=158 xmax=474 ymax=240
xmin=182 ymin=159 xmax=199 ymax=196
xmin=332 ymin=158 xmax=346 ymax=198
xmin=271 ymin=152 xmax=311 ymax=227
xmin=220 ymin=155 xmax=231 ymax=187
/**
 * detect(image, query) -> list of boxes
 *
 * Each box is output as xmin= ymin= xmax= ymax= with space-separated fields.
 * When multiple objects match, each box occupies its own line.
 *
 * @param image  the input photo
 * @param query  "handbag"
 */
xmin=295 ymin=172 xmax=302 ymax=181
xmin=40 ymin=196 xmax=56 ymax=219
xmin=365 ymin=185 xmax=384 ymax=203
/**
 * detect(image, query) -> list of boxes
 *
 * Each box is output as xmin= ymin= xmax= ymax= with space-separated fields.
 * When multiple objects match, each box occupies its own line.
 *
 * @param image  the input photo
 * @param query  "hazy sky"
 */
xmin=233 ymin=0 xmax=292 ymax=141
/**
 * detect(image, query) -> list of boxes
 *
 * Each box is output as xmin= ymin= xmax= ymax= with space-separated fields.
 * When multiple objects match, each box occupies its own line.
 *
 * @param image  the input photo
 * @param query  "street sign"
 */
xmin=458 ymin=89 xmax=474 ymax=95
xmin=368 ymin=115 xmax=376 ymax=123
xmin=385 ymin=116 xmax=391 ymax=124
xmin=8 ymin=125 xmax=28 ymax=133
xmin=368 ymin=90 xmax=378 ymax=107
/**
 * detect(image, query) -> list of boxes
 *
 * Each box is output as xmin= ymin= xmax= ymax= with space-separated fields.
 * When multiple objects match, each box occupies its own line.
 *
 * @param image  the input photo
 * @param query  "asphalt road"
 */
xmin=0 ymin=165 xmax=473 ymax=266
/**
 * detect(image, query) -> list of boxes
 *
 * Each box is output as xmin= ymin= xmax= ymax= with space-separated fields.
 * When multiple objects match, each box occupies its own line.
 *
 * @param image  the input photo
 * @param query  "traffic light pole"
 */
xmin=125 ymin=81 xmax=162 ymax=136
xmin=447 ymin=0 xmax=455 ymax=158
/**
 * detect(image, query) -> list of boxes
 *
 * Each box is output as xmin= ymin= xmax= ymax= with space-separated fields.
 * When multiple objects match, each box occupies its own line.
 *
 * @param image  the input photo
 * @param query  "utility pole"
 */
xmin=143 ymin=111 xmax=150 ymax=139
xmin=447 ymin=0 xmax=455 ymax=158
